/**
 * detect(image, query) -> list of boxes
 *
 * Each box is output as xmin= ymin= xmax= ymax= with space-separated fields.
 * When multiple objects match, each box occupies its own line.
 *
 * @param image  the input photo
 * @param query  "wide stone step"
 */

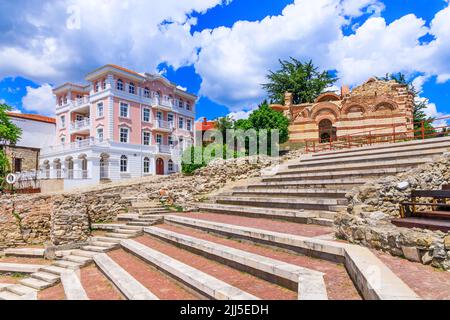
xmin=0 ymin=262 xmax=43 ymax=274
xmin=70 ymin=249 xmax=100 ymax=258
xmin=92 ymin=223 xmax=143 ymax=231
xmin=283 ymin=158 xmax=430 ymax=175
xmin=93 ymin=253 xmax=159 ymax=300
xmin=164 ymin=215 xmax=420 ymax=300
xmin=6 ymin=284 xmax=38 ymax=296
xmin=246 ymin=179 xmax=366 ymax=190
xmin=81 ymin=245 xmax=115 ymax=253
xmin=391 ymin=217 xmax=450 ymax=233
xmin=64 ymin=255 xmax=93 ymax=265
xmin=290 ymin=148 xmax=446 ymax=168
xmin=0 ymin=291 xmax=23 ymax=300
xmin=306 ymin=137 xmax=450 ymax=161
xmin=127 ymin=221 xmax=156 ymax=227
xmin=214 ymin=196 xmax=347 ymax=212
xmin=39 ymin=265 xmax=69 ymax=276
xmin=19 ymin=277 xmax=53 ymax=290
xmin=92 ymin=236 xmax=122 ymax=244
xmin=4 ymin=248 xmax=45 ymax=258
xmin=121 ymin=239 xmax=259 ymax=300
xmin=90 ymin=241 xmax=120 ymax=249
xmin=230 ymin=188 xmax=347 ymax=199
xmin=262 ymin=167 xmax=408 ymax=182
xmin=197 ymin=202 xmax=331 ymax=225
xmin=31 ymin=271 xmax=60 ymax=283
xmin=144 ymin=226 xmax=327 ymax=300
xmin=53 ymin=260 xmax=83 ymax=270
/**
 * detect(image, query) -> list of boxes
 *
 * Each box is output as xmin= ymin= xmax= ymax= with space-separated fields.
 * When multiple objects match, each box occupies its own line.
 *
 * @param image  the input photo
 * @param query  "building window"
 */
xmin=120 ymin=102 xmax=129 ymax=118
xmin=61 ymin=115 xmax=66 ymax=128
xmin=143 ymin=108 xmax=150 ymax=122
xmin=178 ymin=117 xmax=184 ymax=129
xmin=97 ymin=128 xmax=104 ymax=141
xmin=186 ymin=102 xmax=191 ymax=111
xmin=117 ymin=79 xmax=124 ymax=91
xmin=143 ymin=131 xmax=151 ymax=146
xmin=129 ymin=82 xmax=135 ymax=94
xmin=168 ymin=136 xmax=174 ymax=146
xmin=61 ymin=136 xmax=66 ymax=144
xmin=178 ymin=99 xmax=183 ymax=108
xmin=187 ymin=119 xmax=192 ymax=131
xmin=168 ymin=113 xmax=174 ymax=123
xmin=95 ymin=82 xmax=100 ymax=92
xmin=144 ymin=87 xmax=150 ymax=98
xmin=120 ymin=127 xmax=129 ymax=143
xmin=168 ymin=159 xmax=174 ymax=172
xmin=97 ymin=102 xmax=104 ymax=118
xmin=143 ymin=157 xmax=150 ymax=174
xmin=156 ymin=134 xmax=162 ymax=144
xmin=102 ymin=80 xmax=107 ymax=90
xmin=120 ymin=155 xmax=128 ymax=172
xmin=156 ymin=111 xmax=163 ymax=120
xmin=13 ymin=158 xmax=22 ymax=173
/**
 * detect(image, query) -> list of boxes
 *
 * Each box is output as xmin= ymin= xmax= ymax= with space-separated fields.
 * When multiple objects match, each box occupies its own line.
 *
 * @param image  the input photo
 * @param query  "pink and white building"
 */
xmin=40 ymin=64 xmax=196 ymax=190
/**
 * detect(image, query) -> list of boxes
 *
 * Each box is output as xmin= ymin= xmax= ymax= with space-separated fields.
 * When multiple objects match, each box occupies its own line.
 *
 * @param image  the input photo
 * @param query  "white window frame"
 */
xmin=60 ymin=136 xmax=66 ymax=144
xmin=156 ymin=134 xmax=162 ymax=144
xmin=129 ymin=82 xmax=135 ymax=94
xmin=168 ymin=135 xmax=174 ymax=146
xmin=119 ymin=127 xmax=129 ymax=143
xmin=142 ymin=131 xmax=151 ymax=146
xmin=168 ymin=159 xmax=174 ymax=172
xmin=143 ymin=157 xmax=150 ymax=174
xmin=144 ymin=87 xmax=150 ymax=98
xmin=167 ymin=113 xmax=174 ymax=123
xmin=156 ymin=111 xmax=163 ymax=120
xmin=187 ymin=119 xmax=192 ymax=131
xmin=76 ymin=114 xmax=84 ymax=122
xmin=186 ymin=101 xmax=191 ymax=111
xmin=97 ymin=128 xmax=104 ymax=141
xmin=97 ymin=102 xmax=104 ymax=118
xmin=120 ymin=155 xmax=128 ymax=173
xmin=117 ymin=79 xmax=124 ymax=91
xmin=120 ymin=102 xmax=129 ymax=118
xmin=142 ymin=108 xmax=151 ymax=122
xmin=178 ymin=117 xmax=184 ymax=129
xmin=60 ymin=115 xmax=66 ymax=128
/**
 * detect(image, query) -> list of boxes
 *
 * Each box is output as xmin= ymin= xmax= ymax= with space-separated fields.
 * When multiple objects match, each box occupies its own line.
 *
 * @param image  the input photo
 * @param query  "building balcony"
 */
xmin=153 ymin=120 xmax=174 ymax=132
xmin=70 ymin=118 xmax=91 ymax=133
xmin=152 ymin=98 xmax=173 ymax=111
xmin=41 ymin=137 xmax=106 ymax=156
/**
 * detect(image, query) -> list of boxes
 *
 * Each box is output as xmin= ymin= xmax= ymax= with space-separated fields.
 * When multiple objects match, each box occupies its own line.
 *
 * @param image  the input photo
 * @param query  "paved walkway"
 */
xmin=80 ymin=265 xmax=124 ymax=300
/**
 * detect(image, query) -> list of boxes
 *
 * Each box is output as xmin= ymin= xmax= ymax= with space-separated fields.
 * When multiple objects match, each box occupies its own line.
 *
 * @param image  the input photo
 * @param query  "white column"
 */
xmin=73 ymin=159 xmax=82 ymax=179
xmin=88 ymin=157 xmax=100 ymax=182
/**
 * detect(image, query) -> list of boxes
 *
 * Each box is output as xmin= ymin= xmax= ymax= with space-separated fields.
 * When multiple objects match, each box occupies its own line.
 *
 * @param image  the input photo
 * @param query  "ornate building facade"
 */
xmin=270 ymin=78 xmax=415 ymax=143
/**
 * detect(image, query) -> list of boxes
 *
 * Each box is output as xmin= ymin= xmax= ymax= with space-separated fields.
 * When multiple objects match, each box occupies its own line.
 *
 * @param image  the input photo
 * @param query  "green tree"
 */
xmin=381 ymin=73 xmax=435 ymax=137
xmin=234 ymin=100 xmax=290 ymax=152
xmin=0 ymin=103 xmax=22 ymax=189
xmin=262 ymin=58 xmax=337 ymax=105
xmin=215 ymin=116 xmax=233 ymax=140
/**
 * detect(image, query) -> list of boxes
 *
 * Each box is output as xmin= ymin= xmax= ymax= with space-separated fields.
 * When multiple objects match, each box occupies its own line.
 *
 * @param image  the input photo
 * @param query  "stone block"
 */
xmin=401 ymin=246 xmax=421 ymax=262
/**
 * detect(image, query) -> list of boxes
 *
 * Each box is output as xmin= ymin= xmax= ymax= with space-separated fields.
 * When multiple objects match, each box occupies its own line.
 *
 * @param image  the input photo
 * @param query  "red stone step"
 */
xmin=134 ymin=235 xmax=298 ymax=300
xmin=156 ymin=223 xmax=361 ymax=300
xmin=79 ymin=265 xmax=125 ymax=300
xmin=415 ymin=211 xmax=450 ymax=220
xmin=391 ymin=217 xmax=450 ymax=232
xmin=107 ymin=249 xmax=200 ymax=300
xmin=173 ymin=212 xmax=333 ymax=238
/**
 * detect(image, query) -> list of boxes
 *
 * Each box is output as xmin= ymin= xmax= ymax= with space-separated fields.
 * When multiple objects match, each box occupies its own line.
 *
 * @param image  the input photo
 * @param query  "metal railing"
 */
xmin=70 ymin=118 xmax=90 ymax=131
xmin=41 ymin=137 xmax=104 ymax=155
xmin=305 ymin=115 xmax=450 ymax=153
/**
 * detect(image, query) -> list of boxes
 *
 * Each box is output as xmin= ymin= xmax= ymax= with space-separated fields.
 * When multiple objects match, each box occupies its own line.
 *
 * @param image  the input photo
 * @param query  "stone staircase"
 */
xmin=198 ymin=137 xmax=450 ymax=227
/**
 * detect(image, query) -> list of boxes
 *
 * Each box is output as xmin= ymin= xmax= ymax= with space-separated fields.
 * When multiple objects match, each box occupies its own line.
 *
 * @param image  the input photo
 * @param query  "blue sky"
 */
xmin=0 ymin=0 xmax=449 ymax=122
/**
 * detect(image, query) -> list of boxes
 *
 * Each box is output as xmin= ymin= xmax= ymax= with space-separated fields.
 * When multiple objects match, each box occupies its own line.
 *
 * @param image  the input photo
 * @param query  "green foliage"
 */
xmin=0 ymin=103 xmax=22 ymax=146
xmin=381 ymin=73 xmax=436 ymax=137
xmin=262 ymin=58 xmax=337 ymax=105
xmin=234 ymin=101 xmax=290 ymax=151
xmin=215 ymin=116 xmax=233 ymax=140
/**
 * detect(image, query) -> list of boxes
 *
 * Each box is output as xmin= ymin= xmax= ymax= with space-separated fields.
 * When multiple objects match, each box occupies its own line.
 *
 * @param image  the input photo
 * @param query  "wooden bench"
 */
xmin=400 ymin=190 xmax=450 ymax=219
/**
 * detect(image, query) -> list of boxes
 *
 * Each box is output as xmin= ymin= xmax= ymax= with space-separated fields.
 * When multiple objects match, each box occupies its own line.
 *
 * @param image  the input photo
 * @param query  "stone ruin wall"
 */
xmin=0 ymin=155 xmax=282 ymax=248
xmin=335 ymin=154 xmax=450 ymax=270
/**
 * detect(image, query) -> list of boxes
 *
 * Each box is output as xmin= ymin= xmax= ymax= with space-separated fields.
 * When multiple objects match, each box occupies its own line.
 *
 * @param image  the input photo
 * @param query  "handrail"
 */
xmin=305 ymin=115 xmax=450 ymax=153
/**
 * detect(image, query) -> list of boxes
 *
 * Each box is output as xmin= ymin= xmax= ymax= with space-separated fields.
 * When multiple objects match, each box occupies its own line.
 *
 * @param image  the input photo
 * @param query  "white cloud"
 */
xmin=227 ymin=107 xmax=258 ymax=121
xmin=21 ymin=84 xmax=55 ymax=116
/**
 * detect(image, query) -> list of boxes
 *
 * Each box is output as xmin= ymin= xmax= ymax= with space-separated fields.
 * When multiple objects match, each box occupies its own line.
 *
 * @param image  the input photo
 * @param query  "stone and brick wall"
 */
xmin=335 ymin=154 xmax=450 ymax=270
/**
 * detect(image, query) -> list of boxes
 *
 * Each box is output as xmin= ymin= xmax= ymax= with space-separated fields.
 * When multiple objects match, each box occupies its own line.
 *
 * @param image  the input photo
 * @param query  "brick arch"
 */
xmin=310 ymin=102 xmax=340 ymax=121
xmin=372 ymin=99 xmax=398 ymax=112
xmin=315 ymin=92 xmax=340 ymax=103
xmin=341 ymin=103 xmax=367 ymax=115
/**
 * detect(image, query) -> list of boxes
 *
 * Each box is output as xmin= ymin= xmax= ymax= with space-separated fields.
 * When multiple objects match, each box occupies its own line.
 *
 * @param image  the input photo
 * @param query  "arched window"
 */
xmin=120 ymin=155 xmax=128 ymax=172
xmin=129 ymin=82 xmax=135 ymax=94
xmin=168 ymin=159 xmax=174 ymax=172
xmin=143 ymin=157 xmax=150 ymax=174
xmin=144 ymin=87 xmax=150 ymax=98
xmin=117 ymin=79 xmax=124 ymax=91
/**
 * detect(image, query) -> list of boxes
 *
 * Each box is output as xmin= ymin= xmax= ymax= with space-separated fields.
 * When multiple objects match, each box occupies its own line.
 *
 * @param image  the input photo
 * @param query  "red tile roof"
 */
xmin=196 ymin=118 xmax=216 ymax=131
xmin=105 ymin=64 xmax=144 ymax=78
xmin=7 ymin=112 xmax=56 ymax=124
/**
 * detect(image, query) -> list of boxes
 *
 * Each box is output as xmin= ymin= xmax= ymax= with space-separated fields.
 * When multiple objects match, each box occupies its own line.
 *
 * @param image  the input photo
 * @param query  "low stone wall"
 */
xmin=335 ymin=154 xmax=450 ymax=270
